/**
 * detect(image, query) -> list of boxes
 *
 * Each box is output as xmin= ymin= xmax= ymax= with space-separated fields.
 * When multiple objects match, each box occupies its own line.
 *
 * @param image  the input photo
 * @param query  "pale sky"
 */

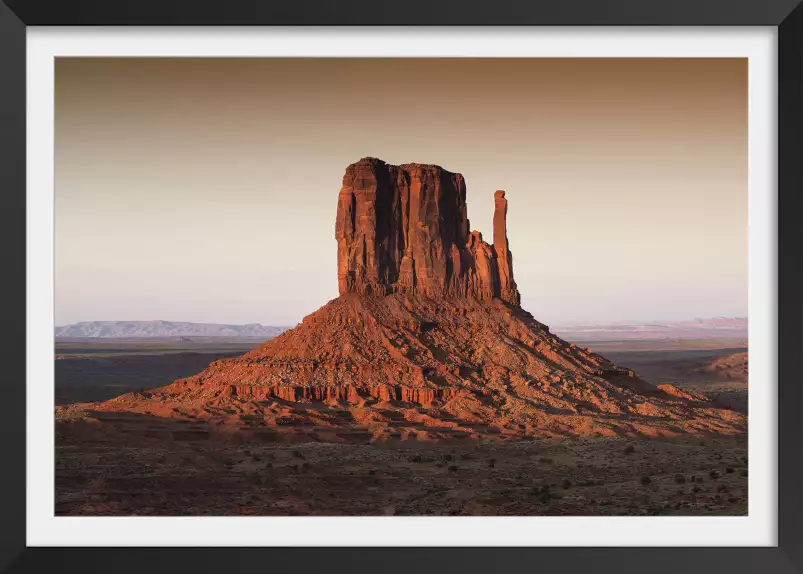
xmin=55 ymin=58 xmax=747 ymax=327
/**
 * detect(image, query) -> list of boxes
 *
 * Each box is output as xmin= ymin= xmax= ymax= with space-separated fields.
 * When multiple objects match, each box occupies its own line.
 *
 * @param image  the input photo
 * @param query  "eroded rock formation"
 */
xmin=336 ymin=157 xmax=520 ymax=305
xmin=61 ymin=157 xmax=747 ymax=442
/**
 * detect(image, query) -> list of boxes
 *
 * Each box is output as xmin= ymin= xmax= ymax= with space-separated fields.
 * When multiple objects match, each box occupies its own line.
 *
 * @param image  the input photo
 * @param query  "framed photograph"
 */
xmin=1 ymin=1 xmax=801 ymax=572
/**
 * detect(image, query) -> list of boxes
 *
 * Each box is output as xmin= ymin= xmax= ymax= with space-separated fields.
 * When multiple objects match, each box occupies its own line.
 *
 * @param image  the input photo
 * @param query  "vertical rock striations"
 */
xmin=336 ymin=157 xmax=521 ymax=305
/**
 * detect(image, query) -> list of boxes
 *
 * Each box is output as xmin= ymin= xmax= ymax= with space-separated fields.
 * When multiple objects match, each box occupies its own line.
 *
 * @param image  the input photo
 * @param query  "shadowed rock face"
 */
xmin=336 ymin=157 xmax=520 ymax=305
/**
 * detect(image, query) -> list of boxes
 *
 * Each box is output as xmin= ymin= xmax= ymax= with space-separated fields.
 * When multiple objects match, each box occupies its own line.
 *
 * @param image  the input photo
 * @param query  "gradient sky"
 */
xmin=55 ymin=58 xmax=747 ymax=327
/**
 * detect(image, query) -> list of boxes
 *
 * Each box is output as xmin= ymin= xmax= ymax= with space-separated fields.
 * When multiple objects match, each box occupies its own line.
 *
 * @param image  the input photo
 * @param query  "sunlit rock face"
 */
xmin=335 ymin=157 xmax=520 ymax=305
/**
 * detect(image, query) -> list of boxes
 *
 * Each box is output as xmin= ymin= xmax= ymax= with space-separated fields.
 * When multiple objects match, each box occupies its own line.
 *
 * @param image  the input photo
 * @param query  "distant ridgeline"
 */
xmin=551 ymin=318 xmax=748 ymax=342
xmin=54 ymin=321 xmax=290 ymax=338
xmin=56 ymin=317 xmax=748 ymax=340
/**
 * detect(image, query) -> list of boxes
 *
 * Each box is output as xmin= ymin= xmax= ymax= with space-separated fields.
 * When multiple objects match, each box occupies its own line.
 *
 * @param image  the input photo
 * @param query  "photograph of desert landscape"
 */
xmin=54 ymin=58 xmax=748 ymax=516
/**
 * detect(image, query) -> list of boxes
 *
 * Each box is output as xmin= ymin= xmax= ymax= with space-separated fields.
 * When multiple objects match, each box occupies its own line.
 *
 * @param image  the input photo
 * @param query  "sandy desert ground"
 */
xmin=55 ymin=427 xmax=746 ymax=516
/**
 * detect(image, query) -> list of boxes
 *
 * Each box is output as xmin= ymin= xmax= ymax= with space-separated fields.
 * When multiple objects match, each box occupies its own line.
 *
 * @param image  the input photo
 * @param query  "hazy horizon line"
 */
xmin=55 ymin=315 xmax=749 ymax=328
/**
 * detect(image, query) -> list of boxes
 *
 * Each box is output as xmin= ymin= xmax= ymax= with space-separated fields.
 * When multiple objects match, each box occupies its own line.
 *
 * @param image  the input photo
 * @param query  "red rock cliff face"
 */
xmin=336 ymin=157 xmax=521 ymax=305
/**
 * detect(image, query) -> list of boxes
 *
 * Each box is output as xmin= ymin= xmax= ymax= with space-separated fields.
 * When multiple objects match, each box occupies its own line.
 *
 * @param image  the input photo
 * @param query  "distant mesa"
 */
xmin=58 ymin=158 xmax=746 ymax=442
xmin=553 ymin=318 xmax=748 ymax=342
xmin=55 ymin=321 xmax=289 ymax=339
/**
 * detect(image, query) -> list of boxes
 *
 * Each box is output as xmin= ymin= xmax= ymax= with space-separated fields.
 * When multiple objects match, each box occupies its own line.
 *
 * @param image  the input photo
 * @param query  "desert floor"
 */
xmin=54 ymin=337 xmax=747 ymax=516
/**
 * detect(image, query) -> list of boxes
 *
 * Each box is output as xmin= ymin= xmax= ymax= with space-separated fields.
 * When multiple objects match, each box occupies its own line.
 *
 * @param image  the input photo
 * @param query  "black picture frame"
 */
xmin=1 ymin=1 xmax=800 ymax=573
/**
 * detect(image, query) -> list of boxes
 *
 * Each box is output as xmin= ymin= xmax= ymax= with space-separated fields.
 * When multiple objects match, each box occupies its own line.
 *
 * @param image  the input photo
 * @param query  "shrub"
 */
xmin=488 ymin=458 xmax=497 ymax=468
xmin=709 ymin=470 xmax=720 ymax=480
xmin=726 ymin=467 xmax=734 ymax=474
xmin=674 ymin=474 xmax=686 ymax=484
xmin=448 ymin=465 xmax=458 ymax=472
xmin=562 ymin=479 xmax=572 ymax=489
xmin=692 ymin=485 xmax=702 ymax=493
xmin=531 ymin=485 xmax=550 ymax=497
xmin=624 ymin=445 xmax=636 ymax=455
xmin=640 ymin=475 xmax=652 ymax=486
xmin=535 ymin=487 xmax=560 ymax=503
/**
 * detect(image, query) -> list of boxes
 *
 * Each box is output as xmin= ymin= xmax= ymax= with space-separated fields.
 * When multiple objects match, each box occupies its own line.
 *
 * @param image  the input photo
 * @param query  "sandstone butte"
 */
xmin=60 ymin=158 xmax=746 ymax=442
